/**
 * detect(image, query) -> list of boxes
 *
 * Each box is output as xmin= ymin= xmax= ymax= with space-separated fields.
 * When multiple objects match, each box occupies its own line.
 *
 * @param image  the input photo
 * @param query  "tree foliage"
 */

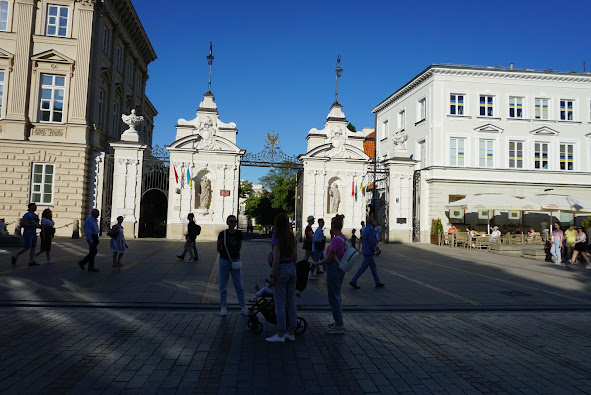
xmin=346 ymin=122 xmax=356 ymax=132
xmin=238 ymin=180 xmax=253 ymax=198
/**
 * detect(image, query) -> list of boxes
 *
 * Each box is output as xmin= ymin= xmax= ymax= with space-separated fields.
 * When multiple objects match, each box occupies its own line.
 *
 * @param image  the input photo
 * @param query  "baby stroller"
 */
xmin=247 ymin=259 xmax=310 ymax=336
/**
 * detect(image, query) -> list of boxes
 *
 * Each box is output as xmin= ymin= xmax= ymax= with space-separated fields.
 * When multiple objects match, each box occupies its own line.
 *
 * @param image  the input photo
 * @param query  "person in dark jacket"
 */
xmin=185 ymin=213 xmax=199 ymax=263
xmin=349 ymin=217 xmax=384 ymax=289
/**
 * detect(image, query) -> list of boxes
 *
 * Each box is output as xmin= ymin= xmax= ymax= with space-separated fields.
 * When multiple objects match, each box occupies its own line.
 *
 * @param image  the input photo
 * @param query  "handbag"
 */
xmin=302 ymin=239 xmax=312 ymax=250
xmin=223 ymin=230 xmax=242 ymax=270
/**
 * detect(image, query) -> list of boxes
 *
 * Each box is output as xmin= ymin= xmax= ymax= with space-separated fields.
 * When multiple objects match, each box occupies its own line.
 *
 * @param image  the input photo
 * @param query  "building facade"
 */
xmin=373 ymin=64 xmax=591 ymax=242
xmin=0 ymin=0 xmax=156 ymax=235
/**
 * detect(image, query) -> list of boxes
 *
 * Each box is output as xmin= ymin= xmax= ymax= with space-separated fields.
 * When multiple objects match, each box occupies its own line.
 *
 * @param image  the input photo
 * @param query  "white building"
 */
xmin=372 ymin=64 xmax=591 ymax=242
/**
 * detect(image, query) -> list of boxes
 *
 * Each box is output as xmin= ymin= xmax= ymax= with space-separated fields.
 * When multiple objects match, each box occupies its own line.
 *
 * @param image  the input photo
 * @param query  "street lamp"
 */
xmin=207 ymin=42 xmax=214 ymax=93
xmin=334 ymin=55 xmax=342 ymax=104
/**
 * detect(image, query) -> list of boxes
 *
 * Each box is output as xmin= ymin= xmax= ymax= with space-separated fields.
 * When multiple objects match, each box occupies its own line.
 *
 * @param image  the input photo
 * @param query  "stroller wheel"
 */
xmin=295 ymin=316 xmax=307 ymax=336
xmin=247 ymin=317 xmax=263 ymax=334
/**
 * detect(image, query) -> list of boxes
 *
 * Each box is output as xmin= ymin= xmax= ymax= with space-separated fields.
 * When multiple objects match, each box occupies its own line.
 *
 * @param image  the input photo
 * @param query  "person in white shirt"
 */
xmin=490 ymin=226 xmax=501 ymax=242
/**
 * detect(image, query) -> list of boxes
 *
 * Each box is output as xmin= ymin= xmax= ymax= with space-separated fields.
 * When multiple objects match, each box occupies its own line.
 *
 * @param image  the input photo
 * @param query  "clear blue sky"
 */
xmin=133 ymin=0 xmax=590 ymax=183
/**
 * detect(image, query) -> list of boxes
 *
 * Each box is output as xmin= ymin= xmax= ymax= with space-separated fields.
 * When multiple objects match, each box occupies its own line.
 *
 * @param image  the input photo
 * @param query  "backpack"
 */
xmin=335 ymin=236 xmax=361 ymax=272
xmin=195 ymin=224 xmax=201 ymax=236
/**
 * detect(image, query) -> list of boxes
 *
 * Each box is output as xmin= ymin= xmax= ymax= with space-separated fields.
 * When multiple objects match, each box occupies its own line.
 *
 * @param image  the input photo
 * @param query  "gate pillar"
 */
xmin=110 ymin=111 xmax=148 ymax=238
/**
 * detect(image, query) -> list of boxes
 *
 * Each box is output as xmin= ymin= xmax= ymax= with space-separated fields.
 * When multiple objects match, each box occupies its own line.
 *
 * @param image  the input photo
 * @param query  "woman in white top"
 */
xmin=569 ymin=226 xmax=590 ymax=268
xmin=35 ymin=209 xmax=55 ymax=264
xmin=109 ymin=216 xmax=127 ymax=267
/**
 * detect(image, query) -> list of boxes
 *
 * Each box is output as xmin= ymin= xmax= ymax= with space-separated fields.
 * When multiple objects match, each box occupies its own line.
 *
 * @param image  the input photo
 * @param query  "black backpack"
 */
xmin=195 ymin=224 xmax=201 ymax=236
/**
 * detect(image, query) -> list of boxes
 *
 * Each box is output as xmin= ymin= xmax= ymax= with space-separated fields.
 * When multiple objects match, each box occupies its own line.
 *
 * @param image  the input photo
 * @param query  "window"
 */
xmin=0 ymin=70 xmax=4 ymax=118
xmin=46 ymin=5 xmax=69 ymax=37
xmin=39 ymin=74 xmax=65 ymax=122
xmin=30 ymin=163 xmax=54 ymax=204
xmin=479 ymin=140 xmax=494 ymax=168
xmin=449 ymin=138 xmax=465 ymax=166
xmin=560 ymin=100 xmax=574 ymax=121
xmin=116 ymin=46 xmax=122 ymax=72
xmin=479 ymin=95 xmax=494 ymax=117
xmin=508 ymin=141 xmax=523 ymax=169
xmin=418 ymin=140 xmax=426 ymax=168
xmin=560 ymin=143 xmax=574 ymax=171
xmin=450 ymin=94 xmax=464 ymax=115
xmin=126 ymin=61 xmax=132 ymax=84
xmin=0 ymin=1 xmax=9 ymax=31
xmin=112 ymin=102 xmax=119 ymax=137
xmin=418 ymin=98 xmax=426 ymax=121
xmin=509 ymin=97 xmax=523 ymax=118
xmin=97 ymin=90 xmax=104 ymax=130
xmin=534 ymin=142 xmax=549 ymax=169
xmin=102 ymin=27 xmax=109 ymax=54
xmin=379 ymin=120 xmax=388 ymax=140
xmin=135 ymin=73 xmax=140 ymax=92
xmin=535 ymin=98 xmax=549 ymax=120
xmin=398 ymin=110 xmax=405 ymax=130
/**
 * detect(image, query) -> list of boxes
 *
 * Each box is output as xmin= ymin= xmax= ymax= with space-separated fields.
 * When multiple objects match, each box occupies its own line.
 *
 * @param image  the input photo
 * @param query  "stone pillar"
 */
xmin=384 ymin=157 xmax=416 ymax=243
xmin=5 ymin=0 xmax=35 ymax=137
xmin=90 ymin=151 xmax=105 ymax=213
xmin=69 ymin=0 xmax=96 ymax=122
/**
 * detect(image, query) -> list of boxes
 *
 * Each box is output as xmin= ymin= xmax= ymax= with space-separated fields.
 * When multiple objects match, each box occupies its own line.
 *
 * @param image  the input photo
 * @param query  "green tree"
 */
xmin=238 ymin=180 xmax=253 ymax=198
xmin=260 ymin=167 xmax=298 ymax=217
xmin=346 ymin=122 xmax=356 ymax=132
xmin=244 ymin=194 xmax=281 ymax=226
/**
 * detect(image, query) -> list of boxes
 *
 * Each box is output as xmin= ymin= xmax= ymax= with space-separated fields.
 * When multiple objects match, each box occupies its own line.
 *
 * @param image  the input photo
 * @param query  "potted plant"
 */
xmin=431 ymin=218 xmax=444 ymax=245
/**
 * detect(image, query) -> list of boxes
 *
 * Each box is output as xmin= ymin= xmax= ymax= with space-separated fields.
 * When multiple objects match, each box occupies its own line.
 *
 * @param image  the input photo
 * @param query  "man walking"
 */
xmin=11 ymin=203 xmax=41 ymax=266
xmin=79 ymin=209 xmax=100 ymax=272
xmin=303 ymin=215 xmax=315 ymax=261
xmin=349 ymin=217 xmax=384 ymax=289
xmin=309 ymin=218 xmax=326 ymax=279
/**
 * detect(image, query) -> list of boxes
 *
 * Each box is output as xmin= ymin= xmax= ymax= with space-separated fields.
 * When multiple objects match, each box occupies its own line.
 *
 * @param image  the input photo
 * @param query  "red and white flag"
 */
xmin=173 ymin=166 xmax=179 ymax=184
xmin=351 ymin=181 xmax=354 ymax=197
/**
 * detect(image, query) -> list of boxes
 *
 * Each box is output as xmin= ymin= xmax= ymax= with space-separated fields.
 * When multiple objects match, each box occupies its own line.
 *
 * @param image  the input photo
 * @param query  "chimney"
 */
xmin=509 ymin=63 xmax=514 ymax=70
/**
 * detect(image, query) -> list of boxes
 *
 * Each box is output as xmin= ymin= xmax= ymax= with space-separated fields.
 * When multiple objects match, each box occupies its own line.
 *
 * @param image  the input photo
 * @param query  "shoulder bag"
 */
xmin=224 ymin=230 xmax=242 ymax=270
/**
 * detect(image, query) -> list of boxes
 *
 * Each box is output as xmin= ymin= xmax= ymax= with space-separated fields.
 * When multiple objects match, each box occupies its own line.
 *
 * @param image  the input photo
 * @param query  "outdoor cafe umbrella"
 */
xmin=529 ymin=192 xmax=591 ymax=225
xmin=446 ymin=193 xmax=542 ymax=233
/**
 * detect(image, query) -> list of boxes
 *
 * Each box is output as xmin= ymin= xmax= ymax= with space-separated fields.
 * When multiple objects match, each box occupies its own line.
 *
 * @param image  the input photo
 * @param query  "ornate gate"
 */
xmin=100 ymin=154 xmax=115 ymax=233
xmin=412 ymin=170 xmax=421 ymax=242
xmin=139 ymin=146 xmax=170 ymax=238
xmin=367 ymin=161 xmax=389 ymax=242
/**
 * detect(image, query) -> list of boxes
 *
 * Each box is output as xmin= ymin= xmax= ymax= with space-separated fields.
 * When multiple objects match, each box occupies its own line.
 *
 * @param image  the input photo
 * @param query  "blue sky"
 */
xmin=133 ymin=0 xmax=590 ymax=182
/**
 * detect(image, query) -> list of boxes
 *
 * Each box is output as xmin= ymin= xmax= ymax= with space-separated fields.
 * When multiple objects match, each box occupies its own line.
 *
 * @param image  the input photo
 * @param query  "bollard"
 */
xmin=72 ymin=220 xmax=80 ymax=239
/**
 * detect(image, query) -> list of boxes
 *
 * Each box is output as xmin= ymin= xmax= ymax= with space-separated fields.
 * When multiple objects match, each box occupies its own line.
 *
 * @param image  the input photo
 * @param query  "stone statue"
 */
xmin=199 ymin=177 xmax=211 ymax=209
xmin=120 ymin=109 xmax=144 ymax=142
xmin=392 ymin=131 xmax=408 ymax=150
xmin=329 ymin=183 xmax=340 ymax=213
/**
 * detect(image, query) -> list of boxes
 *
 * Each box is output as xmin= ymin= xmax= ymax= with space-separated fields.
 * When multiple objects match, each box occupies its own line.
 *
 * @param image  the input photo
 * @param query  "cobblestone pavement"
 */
xmin=1 ymin=235 xmax=591 ymax=393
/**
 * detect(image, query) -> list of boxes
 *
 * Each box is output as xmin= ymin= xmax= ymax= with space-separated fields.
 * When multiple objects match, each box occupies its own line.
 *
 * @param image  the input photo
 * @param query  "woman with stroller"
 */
xmin=266 ymin=213 xmax=298 ymax=343
xmin=314 ymin=214 xmax=347 ymax=334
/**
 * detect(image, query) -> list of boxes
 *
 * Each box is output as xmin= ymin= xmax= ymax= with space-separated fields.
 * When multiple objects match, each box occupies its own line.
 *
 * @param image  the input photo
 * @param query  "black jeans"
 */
xmin=81 ymin=234 xmax=99 ymax=268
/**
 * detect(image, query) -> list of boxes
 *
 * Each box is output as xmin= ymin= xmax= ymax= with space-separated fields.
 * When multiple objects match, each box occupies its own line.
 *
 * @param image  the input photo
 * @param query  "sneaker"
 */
xmin=28 ymin=261 xmax=40 ymax=266
xmin=88 ymin=268 xmax=100 ymax=272
xmin=376 ymin=283 xmax=385 ymax=288
xmin=316 ymin=271 xmax=324 ymax=274
xmin=186 ymin=259 xmax=195 ymax=263
xmin=176 ymin=255 xmax=184 ymax=260
xmin=78 ymin=261 xmax=86 ymax=271
xmin=554 ymin=262 xmax=562 ymax=266
xmin=349 ymin=281 xmax=360 ymax=289
xmin=265 ymin=333 xmax=285 ymax=343
xmin=325 ymin=326 xmax=344 ymax=334
xmin=46 ymin=259 xmax=55 ymax=264
xmin=585 ymin=265 xmax=591 ymax=270
xmin=220 ymin=307 xmax=227 ymax=316
xmin=248 ymin=296 xmax=257 ymax=302
xmin=241 ymin=306 xmax=249 ymax=316
xmin=11 ymin=256 xmax=16 ymax=266
xmin=309 ymin=274 xmax=318 ymax=280
xmin=284 ymin=333 xmax=296 ymax=342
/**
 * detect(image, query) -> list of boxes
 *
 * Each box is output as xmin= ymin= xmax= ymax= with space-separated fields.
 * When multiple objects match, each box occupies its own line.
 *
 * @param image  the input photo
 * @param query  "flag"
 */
xmin=187 ymin=166 xmax=192 ymax=188
xmin=359 ymin=174 xmax=366 ymax=192
xmin=173 ymin=166 xmax=179 ymax=184
xmin=351 ymin=181 xmax=354 ymax=197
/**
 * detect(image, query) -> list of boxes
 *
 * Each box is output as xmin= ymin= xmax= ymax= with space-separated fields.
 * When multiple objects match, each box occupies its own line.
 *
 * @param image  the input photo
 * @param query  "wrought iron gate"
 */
xmin=367 ymin=161 xmax=389 ymax=242
xmin=100 ymin=154 xmax=115 ymax=233
xmin=412 ymin=170 xmax=421 ymax=242
xmin=139 ymin=147 xmax=170 ymax=238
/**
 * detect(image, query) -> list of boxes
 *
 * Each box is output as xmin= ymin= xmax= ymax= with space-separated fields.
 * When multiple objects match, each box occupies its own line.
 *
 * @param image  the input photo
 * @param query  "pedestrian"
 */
xmin=176 ymin=240 xmax=198 ymax=261
xmin=358 ymin=221 xmax=365 ymax=250
xmin=540 ymin=219 xmax=549 ymax=242
xmin=109 ymin=216 xmax=127 ymax=267
xmin=564 ymin=225 xmax=577 ymax=263
xmin=309 ymin=218 xmax=326 ymax=279
xmin=217 ymin=215 xmax=248 ymax=316
xmin=266 ymin=213 xmax=297 ymax=343
xmin=302 ymin=215 xmax=314 ymax=262
xmin=11 ymin=203 xmax=41 ymax=266
xmin=184 ymin=213 xmax=199 ymax=263
xmin=349 ymin=217 xmax=384 ymax=289
xmin=569 ymin=226 xmax=590 ymax=269
xmin=374 ymin=220 xmax=382 ymax=255
xmin=550 ymin=222 xmax=563 ymax=265
xmin=79 ymin=209 xmax=100 ymax=272
xmin=35 ymin=208 xmax=55 ymax=264
xmin=313 ymin=214 xmax=348 ymax=334
xmin=350 ymin=229 xmax=359 ymax=251
xmin=0 ymin=218 xmax=8 ymax=236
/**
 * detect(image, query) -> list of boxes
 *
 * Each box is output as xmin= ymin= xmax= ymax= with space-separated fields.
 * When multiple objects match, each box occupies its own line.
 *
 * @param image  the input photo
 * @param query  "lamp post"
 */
xmin=207 ymin=42 xmax=214 ymax=93
xmin=334 ymin=55 xmax=342 ymax=104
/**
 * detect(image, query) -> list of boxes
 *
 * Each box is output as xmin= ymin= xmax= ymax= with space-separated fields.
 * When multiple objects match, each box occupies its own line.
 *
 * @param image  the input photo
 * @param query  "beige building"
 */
xmin=0 ymin=0 xmax=156 ymax=235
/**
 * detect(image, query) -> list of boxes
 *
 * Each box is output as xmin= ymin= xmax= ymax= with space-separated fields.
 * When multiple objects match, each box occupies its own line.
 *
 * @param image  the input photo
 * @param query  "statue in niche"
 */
xmin=199 ymin=177 xmax=211 ymax=209
xmin=329 ymin=183 xmax=340 ymax=213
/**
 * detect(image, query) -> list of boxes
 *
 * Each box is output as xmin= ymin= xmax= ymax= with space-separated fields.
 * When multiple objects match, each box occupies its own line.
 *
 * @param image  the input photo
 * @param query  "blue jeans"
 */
xmin=181 ymin=243 xmax=198 ymax=259
xmin=351 ymin=254 xmax=381 ymax=285
xmin=551 ymin=241 xmax=562 ymax=263
xmin=273 ymin=264 xmax=297 ymax=331
xmin=311 ymin=250 xmax=326 ymax=273
xmin=327 ymin=261 xmax=345 ymax=327
xmin=219 ymin=257 xmax=245 ymax=308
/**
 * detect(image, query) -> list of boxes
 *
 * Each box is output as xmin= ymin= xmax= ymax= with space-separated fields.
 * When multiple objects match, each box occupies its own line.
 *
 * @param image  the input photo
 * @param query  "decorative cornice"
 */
xmin=76 ymin=0 xmax=96 ymax=10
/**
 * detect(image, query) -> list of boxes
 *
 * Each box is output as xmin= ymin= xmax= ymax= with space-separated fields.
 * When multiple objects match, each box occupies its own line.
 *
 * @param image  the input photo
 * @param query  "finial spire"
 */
xmin=334 ymin=55 xmax=343 ymax=104
xmin=207 ymin=42 xmax=214 ymax=93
